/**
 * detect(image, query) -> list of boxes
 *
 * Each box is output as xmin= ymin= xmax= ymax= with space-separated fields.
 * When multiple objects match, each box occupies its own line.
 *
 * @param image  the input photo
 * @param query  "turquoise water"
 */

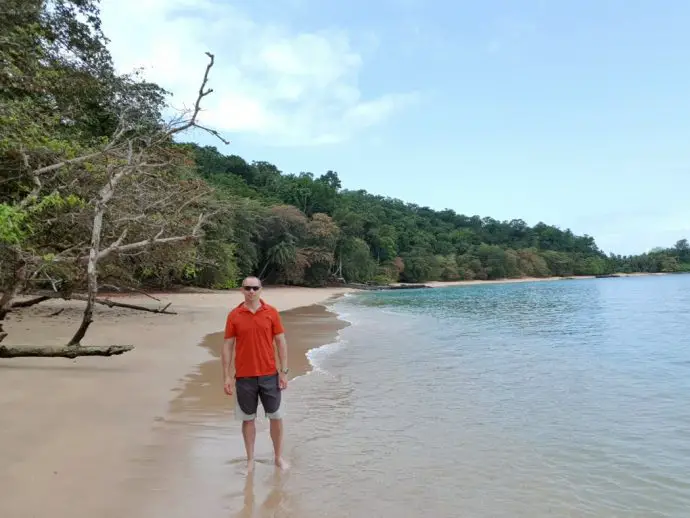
xmin=284 ymin=275 xmax=690 ymax=517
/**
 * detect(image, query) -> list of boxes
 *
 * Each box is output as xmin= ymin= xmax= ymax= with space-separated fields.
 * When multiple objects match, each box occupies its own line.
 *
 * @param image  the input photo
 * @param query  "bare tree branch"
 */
xmin=17 ymin=148 xmax=42 ymax=209
xmin=191 ymin=123 xmax=231 ymax=145
xmin=165 ymin=52 xmax=231 ymax=145
xmin=32 ymin=150 xmax=105 ymax=176
xmin=95 ymin=212 xmax=210 ymax=263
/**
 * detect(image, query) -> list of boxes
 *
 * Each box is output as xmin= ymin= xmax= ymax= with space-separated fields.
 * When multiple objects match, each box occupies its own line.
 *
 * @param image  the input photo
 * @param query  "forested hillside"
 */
xmin=2 ymin=0 xmax=689 ymax=305
xmin=185 ymin=143 xmax=690 ymax=285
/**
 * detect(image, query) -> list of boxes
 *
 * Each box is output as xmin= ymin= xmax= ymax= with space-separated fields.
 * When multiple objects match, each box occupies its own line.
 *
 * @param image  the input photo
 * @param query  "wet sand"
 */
xmin=0 ymin=288 xmax=349 ymax=518
xmin=167 ymin=303 xmax=351 ymax=420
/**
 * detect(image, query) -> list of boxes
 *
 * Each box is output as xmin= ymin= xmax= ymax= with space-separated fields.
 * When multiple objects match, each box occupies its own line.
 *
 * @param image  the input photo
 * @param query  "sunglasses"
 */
xmin=242 ymin=285 xmax=261 ymax=291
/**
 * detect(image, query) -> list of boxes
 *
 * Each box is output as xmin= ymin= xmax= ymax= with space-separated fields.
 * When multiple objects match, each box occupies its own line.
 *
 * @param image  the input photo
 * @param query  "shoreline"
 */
xmin=3 ymin=270 xmax=676 ymax=309
xmin=0 ymin=287 xmax=351 ymax=518
xmin=165 ymin=301 xmax=351 ymax=421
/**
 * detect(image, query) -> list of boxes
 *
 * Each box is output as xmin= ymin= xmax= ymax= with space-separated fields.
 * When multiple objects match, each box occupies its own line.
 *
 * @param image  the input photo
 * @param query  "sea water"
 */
xmin=284 ymin=275 xmax=690 ymax=517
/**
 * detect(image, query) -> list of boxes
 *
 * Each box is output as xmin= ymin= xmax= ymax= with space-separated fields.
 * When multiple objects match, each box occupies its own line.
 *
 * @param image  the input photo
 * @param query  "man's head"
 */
xmin=241 ymin=276 xmax=262 ymax=303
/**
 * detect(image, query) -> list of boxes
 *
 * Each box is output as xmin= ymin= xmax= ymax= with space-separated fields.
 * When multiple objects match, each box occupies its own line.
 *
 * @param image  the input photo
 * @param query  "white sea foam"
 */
xmin=289 ymin=302 xmax=355 ymax=382
xmin=306 ymin=339 xmax=348 ymax=372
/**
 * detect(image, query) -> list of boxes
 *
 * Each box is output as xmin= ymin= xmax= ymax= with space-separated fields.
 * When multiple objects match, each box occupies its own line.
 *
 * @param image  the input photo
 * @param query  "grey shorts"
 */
xmin=235 ymin=373 xmax=284 ymax=421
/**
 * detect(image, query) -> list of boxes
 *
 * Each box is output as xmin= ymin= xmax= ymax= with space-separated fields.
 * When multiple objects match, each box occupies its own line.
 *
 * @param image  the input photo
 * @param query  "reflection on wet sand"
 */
xmin=128 ymin=303 xmax=348 ymax=518
xmin=235 ymin=470 xmax=291 ymax=518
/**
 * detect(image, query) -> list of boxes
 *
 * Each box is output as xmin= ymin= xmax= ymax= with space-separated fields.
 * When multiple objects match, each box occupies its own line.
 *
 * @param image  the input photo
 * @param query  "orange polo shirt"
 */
xmin=224 ymin=300 xmax=285 ymax=378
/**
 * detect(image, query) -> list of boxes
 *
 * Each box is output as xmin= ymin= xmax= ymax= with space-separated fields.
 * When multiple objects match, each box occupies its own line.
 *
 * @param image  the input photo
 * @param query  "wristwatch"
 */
xmin=281 ymin=368 xmax=289 ymax=374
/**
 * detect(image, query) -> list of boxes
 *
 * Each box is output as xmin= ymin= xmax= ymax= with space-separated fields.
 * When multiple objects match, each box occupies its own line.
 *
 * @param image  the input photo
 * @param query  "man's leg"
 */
xmin=242 ymin=420 xmax=257 ymax=470
xmin=258 ymin=374 xmax=288 ymax=469
xmin=235 ymin=377 xmax=259 ymax=471
xmin=269 ymin=418 xmax=288 ymax=469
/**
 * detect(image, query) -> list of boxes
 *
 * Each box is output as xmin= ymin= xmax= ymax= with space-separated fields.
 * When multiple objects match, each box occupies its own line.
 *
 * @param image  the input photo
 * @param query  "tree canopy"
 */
xmin=179 ymin=145 xmax=690 ymax=286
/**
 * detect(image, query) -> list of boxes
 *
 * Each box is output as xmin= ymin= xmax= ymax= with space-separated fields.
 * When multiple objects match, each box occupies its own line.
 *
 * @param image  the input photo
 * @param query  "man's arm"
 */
xmin=222 ymin=312 xmax=236 ymax=387
xmin=275 ymin=332 xmax=288 ymax=390
xmin=221 ymin=337 xmax=235 ymax=382
xmin=271 ymin=309 xmax=288 ymax=389
xmin=275 ymin=333 xmax=288 ymax=373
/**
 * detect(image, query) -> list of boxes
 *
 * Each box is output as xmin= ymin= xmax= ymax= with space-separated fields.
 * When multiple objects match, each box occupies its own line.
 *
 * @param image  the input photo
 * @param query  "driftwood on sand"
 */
xmin=0 ymin=344 xmax=134 ymax=358
xmin=10 ymin=293 xmax=177 ymax=314
xmin=68 ymin=295 xmax=176 ymax=315
xmin=1 ymin=292 xmax=172 ymax=358
xmin=9 ymin=296 xmax=51 ymax=309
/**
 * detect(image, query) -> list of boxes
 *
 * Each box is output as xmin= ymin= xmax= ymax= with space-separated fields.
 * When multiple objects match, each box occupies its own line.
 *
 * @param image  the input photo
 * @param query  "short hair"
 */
xmin=242 ymin=276 xmax=262 ymax=287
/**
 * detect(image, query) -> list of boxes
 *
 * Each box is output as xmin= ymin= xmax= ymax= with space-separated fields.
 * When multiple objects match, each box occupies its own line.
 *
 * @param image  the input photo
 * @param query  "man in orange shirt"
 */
xmin=221 ymin=276 xmax=290 ymax=472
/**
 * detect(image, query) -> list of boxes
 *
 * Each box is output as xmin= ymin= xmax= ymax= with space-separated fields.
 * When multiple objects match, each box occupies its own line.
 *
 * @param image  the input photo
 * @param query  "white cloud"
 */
xmin=99 ymin=0 xmax=418 ymax=146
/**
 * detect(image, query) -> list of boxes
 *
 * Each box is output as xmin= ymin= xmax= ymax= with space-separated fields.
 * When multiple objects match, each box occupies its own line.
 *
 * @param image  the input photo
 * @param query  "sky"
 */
xmin=99 ymin=0 xmax=690 ymax=256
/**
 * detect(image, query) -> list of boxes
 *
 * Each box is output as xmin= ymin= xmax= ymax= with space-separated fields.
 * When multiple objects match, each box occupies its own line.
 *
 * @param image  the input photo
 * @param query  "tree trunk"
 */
xmin=258 ymin=259 xmax=271 ymax=281
xmin=68 ymin=198 xmax=106 ymax=347
xmin=0 ymin=344 xmax=134 ymax=358
xmin=68 ymin=230 xmax=99 ymax=346
xmin=0 ymin=262 xmax=27 ymax=344
xmin=67 ymin=161 xmax=130 ymax=348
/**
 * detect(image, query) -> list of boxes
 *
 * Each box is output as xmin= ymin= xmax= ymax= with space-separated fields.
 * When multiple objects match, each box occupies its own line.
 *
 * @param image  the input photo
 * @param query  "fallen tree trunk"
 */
xmin=98 ymin=284 xmax=162 ymax=301
xmin=10 ymin=296 xmax=51 ymax=309
xmin=84 ymin=297 xmax=176 ymax=314
xmin=0 ymin=344 xmax=134 ymax=358
xmin=15 ymin=292 xmax=177 ymax=314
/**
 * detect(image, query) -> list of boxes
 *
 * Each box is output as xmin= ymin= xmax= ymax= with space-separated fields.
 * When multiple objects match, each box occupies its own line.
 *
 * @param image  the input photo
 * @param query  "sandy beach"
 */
xmin=0 ymin=287 xmax=350 ymax=518
xmin=1 ymin=273 xmax=673 ymax=517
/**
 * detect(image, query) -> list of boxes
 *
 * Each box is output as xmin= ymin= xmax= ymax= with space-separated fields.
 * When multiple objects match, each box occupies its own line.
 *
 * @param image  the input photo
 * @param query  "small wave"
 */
xmin=291 ymin=302 xmax=355 ymax=380
xmin=322 ymin=303 xmax=354 ymax=325
xmin=306 ymin=339 xmax=346 ymax=373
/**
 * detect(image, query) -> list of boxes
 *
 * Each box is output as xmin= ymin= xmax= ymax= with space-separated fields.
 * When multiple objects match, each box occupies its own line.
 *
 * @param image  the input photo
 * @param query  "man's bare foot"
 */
xmin=274 ymin=457 xmax=290 ymax=470
xmin=247 ymin=459 xmax=255 ymax=473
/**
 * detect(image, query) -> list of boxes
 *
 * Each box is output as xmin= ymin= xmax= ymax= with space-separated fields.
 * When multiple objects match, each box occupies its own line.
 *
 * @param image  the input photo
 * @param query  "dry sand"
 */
xmin=0 ymin=287 xmax=350 ymax=518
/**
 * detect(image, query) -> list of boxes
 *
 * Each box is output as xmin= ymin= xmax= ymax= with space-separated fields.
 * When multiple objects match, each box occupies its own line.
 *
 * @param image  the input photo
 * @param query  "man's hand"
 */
xmin=223 ymin=376 xmax=234 ymax=396
xmin=279 ymin=372 xmax=288 ymax=390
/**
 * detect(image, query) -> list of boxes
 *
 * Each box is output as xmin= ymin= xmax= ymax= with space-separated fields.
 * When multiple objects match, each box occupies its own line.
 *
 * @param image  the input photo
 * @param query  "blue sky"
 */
xmin=102 ymin=0 xmax=690 ymax=256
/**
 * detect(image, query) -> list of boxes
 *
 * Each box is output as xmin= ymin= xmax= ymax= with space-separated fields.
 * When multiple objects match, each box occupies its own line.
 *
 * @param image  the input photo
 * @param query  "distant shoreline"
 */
xmin=337 ymin=271 xmax=676 ymax=292
xmin=420 ymin=271 xmax=675 ymax=289
xmin=4 ymin=271 xmax=681 ymax=305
